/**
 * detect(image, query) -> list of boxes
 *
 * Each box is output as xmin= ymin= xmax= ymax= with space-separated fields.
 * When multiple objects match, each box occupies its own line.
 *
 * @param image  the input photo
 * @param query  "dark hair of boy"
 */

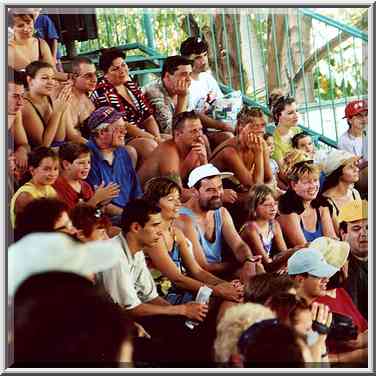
xmin=58 ymin=142 xmax=91 ymax=167
xmin=121 ymin=198 xmax=161 ymax=234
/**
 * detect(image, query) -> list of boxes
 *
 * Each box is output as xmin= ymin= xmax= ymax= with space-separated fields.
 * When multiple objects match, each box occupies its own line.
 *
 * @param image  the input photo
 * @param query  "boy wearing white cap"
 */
xmin=179 ymin=164 xmax=263 ymax=282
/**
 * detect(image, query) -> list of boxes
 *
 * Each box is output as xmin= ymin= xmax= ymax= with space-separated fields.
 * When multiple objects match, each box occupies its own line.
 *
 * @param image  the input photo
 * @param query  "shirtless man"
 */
xmin=137 ymin=111 xmax=207 ymax=200
xmin=60 ymin=57 xmax=137 ymax=167
xmin=8 ymin=67 xmax=29 ymax=170
xmin=209 ymin=106 xmax=272 ymax=190
xmin=62 ymin=57 xmax=97 ymax=138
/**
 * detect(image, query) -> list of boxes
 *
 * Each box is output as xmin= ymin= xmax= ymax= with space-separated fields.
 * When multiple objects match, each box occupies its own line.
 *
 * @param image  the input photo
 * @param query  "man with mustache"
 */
xmin=178 ymin=164 xmax=263 ymax=281
xmin=288 ymin=241 xmax=368 ymax=365
xmin=85 ymin=106 xmax=142 ymax=225
xmin=339 ymin=200 xmax=368 ymax=320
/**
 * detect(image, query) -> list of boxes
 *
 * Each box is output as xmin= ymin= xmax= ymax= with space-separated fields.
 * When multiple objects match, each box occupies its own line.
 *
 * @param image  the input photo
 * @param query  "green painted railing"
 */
xmin=70 ymin=7 xmax=368 ymax=147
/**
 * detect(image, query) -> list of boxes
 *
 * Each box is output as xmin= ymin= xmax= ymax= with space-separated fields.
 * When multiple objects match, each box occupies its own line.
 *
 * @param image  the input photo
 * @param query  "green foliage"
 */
xmin=73 ymin=8 xmax=367 ymax=105
xmin=312 ymin=36 xmax=367 ymax=101
xmin=312 ymin=8 xmax=368 ymax=29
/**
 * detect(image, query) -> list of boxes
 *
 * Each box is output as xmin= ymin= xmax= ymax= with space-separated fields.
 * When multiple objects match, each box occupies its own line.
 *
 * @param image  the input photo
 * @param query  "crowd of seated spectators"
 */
xmin=7 ymin=8 xmax=368 ymax=369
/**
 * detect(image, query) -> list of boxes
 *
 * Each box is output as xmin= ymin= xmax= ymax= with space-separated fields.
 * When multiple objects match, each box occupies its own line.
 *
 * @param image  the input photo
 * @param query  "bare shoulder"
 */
xmin=221 ymin=142 xmax=238 ymax=157
xmin=40 ymin=38 xmax=53 ymax=60
xmin=177 ymin=212 xmax=195 ymax=230
xmin=244 ymin=221 xmax=258 ymax=232
xmin=272 ymin=219 xmax=282 ymax=230
xmin=278 ymin=212 xmax=300 ymax=223
xmin=319 ymin=206 xmax=331 ymax=215
xmin=160 ymin=140 xmax=178 ymax=153
xmin=21 ymin=99 xmax=36 ymax=120
xmin=220 ymin=206 xmax=232 ymax=220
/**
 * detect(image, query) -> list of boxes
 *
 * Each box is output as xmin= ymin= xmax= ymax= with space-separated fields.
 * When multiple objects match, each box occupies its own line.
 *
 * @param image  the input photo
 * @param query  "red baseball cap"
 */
xmin=343 ymin=99 xmax=368 ymax=119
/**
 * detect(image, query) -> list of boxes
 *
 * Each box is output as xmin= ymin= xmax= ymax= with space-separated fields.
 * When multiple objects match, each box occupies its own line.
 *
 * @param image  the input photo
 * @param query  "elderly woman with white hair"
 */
xmin=214 ymin=302 xmax=276 ymax=365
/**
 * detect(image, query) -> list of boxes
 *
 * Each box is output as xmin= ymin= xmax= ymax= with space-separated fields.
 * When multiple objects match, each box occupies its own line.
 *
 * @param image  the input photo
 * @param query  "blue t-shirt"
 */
xmin=34 ymin=14 xmax=62 ymax=59
xmin=86 ymin=140 xmax=143 ymax=208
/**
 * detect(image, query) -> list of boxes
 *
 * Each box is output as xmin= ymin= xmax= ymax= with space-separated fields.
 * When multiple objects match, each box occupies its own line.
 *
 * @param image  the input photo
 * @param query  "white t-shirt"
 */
xmin=338 ymin=131 xmax=364 ymax=157
xmin=188 ymin=71 xmax=223 ymax=111
xmin=99 ymin=233 xmax=158 ymax=309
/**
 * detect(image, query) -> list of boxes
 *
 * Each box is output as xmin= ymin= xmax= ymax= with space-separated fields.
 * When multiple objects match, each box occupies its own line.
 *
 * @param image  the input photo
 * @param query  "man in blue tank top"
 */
xmin=178 ymin=164 xmax=264 ymax=282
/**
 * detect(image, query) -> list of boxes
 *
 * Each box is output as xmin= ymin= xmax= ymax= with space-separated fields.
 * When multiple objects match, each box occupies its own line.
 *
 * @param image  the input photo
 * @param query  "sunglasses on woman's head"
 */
xmin=292 ymin=160 xmax=314 ymax=169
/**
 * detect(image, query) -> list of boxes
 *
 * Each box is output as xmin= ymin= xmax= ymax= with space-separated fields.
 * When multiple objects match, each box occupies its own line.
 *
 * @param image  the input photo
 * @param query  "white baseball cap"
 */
xmin=287 ymin=247 xmax=338 ymax=278
xmin=8 ymin=232 xmax=123 ymax=296
xmin=187 ymin=164 xmax=233 ymax=188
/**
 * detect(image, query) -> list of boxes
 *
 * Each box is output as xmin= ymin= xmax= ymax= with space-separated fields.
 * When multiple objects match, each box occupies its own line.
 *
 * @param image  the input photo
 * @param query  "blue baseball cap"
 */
xmin=287 ymin=248 xmax=338 ymax=278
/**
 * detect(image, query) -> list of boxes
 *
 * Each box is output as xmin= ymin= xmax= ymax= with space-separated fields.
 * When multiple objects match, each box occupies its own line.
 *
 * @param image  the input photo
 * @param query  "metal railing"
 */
xmin=71 ymin=7 xmax=368 ymax=147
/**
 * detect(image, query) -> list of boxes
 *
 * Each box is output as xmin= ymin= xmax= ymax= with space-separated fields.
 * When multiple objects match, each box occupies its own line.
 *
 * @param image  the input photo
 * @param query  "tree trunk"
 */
xmin=288 ymin=10 xmax=314 ymax=102
xmin=266 ymin=11 xmax=287 ymax=94
xmin=239 ymin=12 xmax=265 ymax=97
xmin=211 ymin=12 xmax=244 ymax=90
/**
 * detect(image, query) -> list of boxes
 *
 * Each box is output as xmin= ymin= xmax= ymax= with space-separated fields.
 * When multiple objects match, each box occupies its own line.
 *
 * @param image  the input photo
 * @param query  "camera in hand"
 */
xmin=327 ymin=312 xmax=358 ymax=342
